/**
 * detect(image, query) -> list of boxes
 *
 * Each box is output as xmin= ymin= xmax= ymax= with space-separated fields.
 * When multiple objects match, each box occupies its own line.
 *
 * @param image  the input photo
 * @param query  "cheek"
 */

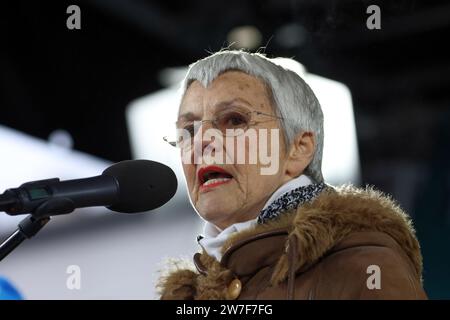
xmin=246 ymin=169 xmax=280 ymax=201
xmin=224 ymin=136 xmax=255 ymax=165
xmin=266 ymin=127 xmax=284 ymax=156
xmin=182 ymin=164 xmax=196 ymax=190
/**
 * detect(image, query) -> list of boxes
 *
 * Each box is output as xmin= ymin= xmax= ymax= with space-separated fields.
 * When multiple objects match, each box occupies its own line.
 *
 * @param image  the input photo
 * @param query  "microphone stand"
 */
xmin=0 ymin=198 xmax=75 ymax=262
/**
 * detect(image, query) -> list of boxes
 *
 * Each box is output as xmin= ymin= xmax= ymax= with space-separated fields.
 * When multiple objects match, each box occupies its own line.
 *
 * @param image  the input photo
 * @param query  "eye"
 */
xmin=177 ymin=123 xmax=195 ymax=137
xmin=219 ymin=112 xmax=249 ymax=129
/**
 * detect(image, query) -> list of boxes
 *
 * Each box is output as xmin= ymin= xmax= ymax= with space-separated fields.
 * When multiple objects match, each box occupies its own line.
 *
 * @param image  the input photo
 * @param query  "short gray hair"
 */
xmin=180 ymin=50 xmax=324 ymax=183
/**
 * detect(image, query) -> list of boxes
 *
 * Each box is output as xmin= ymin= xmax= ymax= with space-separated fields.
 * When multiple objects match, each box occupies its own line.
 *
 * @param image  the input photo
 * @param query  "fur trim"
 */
xmin=157 ymin=259 xmax=197 ymax=300
xmin=158 ymin=184 xmax=423 ymax=298
xmin=194 ymin=253 xmax=235 ymax=300
xmin=157 ymin=253 xmax=234 ymax=300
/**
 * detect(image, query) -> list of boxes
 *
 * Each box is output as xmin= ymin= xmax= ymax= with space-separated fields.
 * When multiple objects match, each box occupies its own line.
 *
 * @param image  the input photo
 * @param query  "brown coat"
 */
xmin=158 ymin=185 xmax=427 ymax=300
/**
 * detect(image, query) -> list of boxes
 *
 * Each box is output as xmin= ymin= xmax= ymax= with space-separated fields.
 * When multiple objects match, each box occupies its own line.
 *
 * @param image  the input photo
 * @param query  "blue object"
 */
xmin=0 ymin=277 xmax=23 ymax=300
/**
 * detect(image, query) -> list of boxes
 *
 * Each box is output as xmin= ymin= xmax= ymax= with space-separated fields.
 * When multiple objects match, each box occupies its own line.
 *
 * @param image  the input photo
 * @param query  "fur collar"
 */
xmin=158 ymin=185 xmax=423 ymax=299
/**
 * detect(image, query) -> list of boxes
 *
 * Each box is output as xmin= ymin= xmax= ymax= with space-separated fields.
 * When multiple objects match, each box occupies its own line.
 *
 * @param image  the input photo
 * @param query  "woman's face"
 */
xmin=178 ymin=71 xmax=292 ymax=230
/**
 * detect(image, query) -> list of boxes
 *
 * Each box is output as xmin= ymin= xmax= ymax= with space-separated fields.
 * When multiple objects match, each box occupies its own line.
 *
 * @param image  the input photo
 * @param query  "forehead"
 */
xmin=179 ymin=71 xmax=273 ymax=115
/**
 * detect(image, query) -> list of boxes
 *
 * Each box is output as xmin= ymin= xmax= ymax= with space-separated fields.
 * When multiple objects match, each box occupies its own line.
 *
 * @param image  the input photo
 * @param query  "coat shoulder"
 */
xmin=270 ymin=184 xmax=424 ymax=286
xmin=313 ymin=234 xmax=427 ymax=299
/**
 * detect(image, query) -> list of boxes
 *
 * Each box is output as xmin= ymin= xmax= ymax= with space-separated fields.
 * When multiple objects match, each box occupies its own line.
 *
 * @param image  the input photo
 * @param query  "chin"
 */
xmin=198 ymin=203 xmax=234 ymax=226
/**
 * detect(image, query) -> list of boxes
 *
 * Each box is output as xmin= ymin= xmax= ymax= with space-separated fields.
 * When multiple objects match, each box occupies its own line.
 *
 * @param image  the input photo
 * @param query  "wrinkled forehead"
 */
xmin=178 ymin=70 xmax=274 ymax=117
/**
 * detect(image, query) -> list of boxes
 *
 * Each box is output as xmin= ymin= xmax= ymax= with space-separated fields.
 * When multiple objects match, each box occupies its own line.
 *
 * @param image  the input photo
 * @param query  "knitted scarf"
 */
xmin=257 ymin=182 xmax=328 ymax=224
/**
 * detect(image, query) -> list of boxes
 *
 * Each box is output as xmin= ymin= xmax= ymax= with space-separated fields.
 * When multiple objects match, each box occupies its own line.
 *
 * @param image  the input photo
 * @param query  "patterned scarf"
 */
xmin=257 ymin=182 xmax=328 ymax=224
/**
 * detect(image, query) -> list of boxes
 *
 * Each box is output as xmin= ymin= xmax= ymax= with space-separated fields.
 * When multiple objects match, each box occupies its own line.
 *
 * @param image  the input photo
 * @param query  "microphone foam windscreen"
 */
xmin=103 ymin=159 xmax=177 ymax=213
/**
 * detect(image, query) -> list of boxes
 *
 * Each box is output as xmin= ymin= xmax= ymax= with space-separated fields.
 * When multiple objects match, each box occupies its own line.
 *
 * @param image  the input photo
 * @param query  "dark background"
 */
xmin=1 ymin=0 xmax=449 ymax=298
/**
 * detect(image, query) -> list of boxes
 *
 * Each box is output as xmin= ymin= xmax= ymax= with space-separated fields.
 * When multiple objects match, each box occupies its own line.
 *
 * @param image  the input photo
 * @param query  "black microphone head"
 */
xmin=102 ymin=160 xmax=177 ymax=213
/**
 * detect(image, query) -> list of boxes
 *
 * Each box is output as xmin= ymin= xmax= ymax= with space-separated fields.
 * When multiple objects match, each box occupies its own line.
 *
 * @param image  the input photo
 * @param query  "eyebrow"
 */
xmin=177 ymin=111 xmax=198 ymax=122
xmin=178 ymin=98 xmax=254 ymax=121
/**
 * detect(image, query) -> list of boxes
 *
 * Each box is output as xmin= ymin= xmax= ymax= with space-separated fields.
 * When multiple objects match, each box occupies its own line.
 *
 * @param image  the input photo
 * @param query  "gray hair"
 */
xmin=180 ymin=50 xmax=324 ymax=183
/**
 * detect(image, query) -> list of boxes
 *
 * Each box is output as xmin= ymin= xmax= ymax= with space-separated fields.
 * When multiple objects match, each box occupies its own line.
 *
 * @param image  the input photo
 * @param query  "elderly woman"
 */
xmin=158 ymin=50 xmax=427 ymax=300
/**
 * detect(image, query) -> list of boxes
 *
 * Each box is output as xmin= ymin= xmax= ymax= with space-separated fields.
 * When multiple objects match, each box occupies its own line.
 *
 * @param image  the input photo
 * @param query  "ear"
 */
xmin=283 ymin=131 xmax=315 ymax=180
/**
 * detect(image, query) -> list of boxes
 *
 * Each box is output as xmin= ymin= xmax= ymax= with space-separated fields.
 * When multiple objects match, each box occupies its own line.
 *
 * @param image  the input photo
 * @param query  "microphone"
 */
xmin=0 ymin=159 xmax=178 ymax=216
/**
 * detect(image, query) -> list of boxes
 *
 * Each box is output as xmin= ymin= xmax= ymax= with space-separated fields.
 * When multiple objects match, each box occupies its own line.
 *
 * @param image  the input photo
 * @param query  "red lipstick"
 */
xmin=197 ymin=165 xmax=233 ymax=192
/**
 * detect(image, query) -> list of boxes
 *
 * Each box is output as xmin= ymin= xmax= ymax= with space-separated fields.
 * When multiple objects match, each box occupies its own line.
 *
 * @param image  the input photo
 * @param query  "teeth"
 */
xmin=202 ymin=177 xmax=231 ymax=186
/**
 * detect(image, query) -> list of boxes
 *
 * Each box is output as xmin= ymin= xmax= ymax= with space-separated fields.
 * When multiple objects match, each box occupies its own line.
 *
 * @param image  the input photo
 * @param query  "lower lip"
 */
xmin=199 ymin=179 xmax=232 ymax=192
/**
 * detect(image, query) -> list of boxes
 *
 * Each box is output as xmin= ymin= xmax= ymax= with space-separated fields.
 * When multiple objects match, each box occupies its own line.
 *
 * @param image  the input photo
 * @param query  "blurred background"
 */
xmin=1 ymin=0 xmax=449 ymax=299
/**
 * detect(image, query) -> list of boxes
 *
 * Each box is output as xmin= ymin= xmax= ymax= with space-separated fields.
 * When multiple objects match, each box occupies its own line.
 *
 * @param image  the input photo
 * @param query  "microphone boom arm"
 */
xmin=0 ymin=197 xmax=76 ymax=263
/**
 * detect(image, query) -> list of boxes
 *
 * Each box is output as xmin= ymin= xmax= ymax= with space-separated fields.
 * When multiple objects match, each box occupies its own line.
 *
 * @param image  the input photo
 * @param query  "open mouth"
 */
xmin=198 ymin=165 xmax=233 ymax=190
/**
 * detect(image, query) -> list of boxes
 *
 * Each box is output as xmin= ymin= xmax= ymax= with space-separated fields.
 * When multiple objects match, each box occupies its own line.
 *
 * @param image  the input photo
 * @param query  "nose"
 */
xmin=193 ymin=120 xmax=213 ymax=152
xmin=191 ymin=120 xmax=223 ymax=164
